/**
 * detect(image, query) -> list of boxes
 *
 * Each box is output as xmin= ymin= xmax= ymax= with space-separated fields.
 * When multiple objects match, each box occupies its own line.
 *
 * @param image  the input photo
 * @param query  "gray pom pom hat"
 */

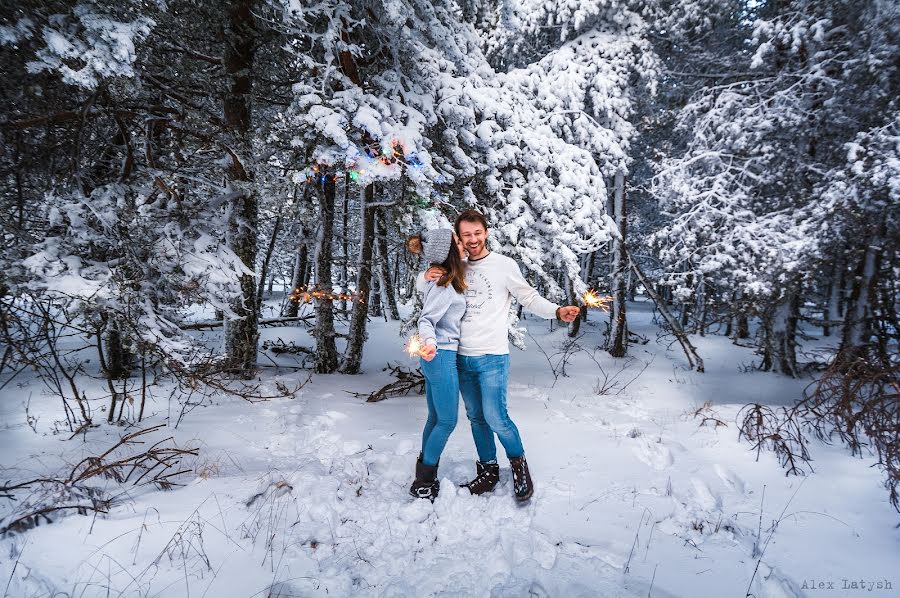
xmin=420 ymin=228 xmax=454 ymax=265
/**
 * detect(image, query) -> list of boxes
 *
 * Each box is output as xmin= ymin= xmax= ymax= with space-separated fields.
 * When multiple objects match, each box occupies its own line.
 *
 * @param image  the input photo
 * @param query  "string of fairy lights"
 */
xmin=289 ymin=285 xmax=365 ymax=305
xmin=301 ymin=140 xmax=447 ymax=206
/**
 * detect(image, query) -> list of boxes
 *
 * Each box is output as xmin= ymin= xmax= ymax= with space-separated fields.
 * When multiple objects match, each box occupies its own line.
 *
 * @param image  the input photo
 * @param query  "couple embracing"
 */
xmin=405 ymin=209 xmax=580 ymax=502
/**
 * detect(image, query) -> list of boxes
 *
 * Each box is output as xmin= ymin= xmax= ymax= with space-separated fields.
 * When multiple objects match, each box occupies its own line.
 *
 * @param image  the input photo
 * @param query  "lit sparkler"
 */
xmin=404 ymin=334 xmax=425 ymax=358
xmin=581 ymin=289 xmax=613 ymax=311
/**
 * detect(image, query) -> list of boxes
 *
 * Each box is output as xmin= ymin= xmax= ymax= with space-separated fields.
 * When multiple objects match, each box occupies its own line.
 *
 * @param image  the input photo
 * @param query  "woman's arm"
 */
xmin=417 ymin=283 xmax=454 ymax=359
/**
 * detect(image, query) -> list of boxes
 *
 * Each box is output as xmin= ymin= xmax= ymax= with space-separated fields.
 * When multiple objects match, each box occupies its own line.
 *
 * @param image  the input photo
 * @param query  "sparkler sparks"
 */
xmin=404 ymin=334 xmax=425 ymax=358
xmin=581 ymin=289 xmax=613 ymax=311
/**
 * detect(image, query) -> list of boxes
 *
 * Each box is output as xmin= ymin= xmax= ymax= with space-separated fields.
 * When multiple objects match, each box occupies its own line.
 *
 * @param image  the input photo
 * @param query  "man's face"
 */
xmin=457 ymin=220 xmax=488 ymax=259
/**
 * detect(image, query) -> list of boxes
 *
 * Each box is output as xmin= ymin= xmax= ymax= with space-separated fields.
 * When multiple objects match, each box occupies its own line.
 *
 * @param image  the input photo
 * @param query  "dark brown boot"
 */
xmin=409 ymin=459 xmax=439 ymax=501
xmin=509 ymin=456 xmax=533 ymax=501
xmin=461 ymin=460 xmax=500 ymax=495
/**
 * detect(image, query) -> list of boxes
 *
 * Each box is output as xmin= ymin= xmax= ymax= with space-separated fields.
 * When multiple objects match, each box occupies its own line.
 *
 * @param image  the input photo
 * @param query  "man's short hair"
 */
xmin=455 ymin=209 xmax=489 ymax=234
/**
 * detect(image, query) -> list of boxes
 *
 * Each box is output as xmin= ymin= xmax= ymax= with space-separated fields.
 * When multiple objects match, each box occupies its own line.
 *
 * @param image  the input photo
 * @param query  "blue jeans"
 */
xmin=420 ymin=350 xmax=459 ymax=467
xmin=457 ymin=354 xmax=524 ymax=461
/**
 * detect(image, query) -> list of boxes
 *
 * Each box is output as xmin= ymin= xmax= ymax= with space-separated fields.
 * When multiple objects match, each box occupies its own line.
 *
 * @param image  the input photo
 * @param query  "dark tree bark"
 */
xmin=257 ymin=213 xmax=283 ymax=306
xmin=609 ymin=169 xmax=628 ymax=358
xmin=103 ymin=315 xmax=129 ymax=380
xmin=733 ymin=289 xmax=750 ymax=340
xmin=283 ymin=229 xmax=309 ymax=318
xmin=313 ymin=173 xmax=339 ymax=373
xmin=376 ymin=209 xmax=400 ymax=320
xmin=370 ymin=260 xmax=383 ymax=318
xmin=99 ymin=315 xmax=130 ymax=423
xmin=341 ymin=184 xmax=376 ymax=374
xmin=760 ymin=279 xmax=800 ymax=377
xmin=582 ymin=250 xmax=596 ymax=322
xmin=823 ymin=257 xmax=845 ymax=337
xmin=839 ymin=229 xmax=885 ymax=366
xmin=696 ymin=279 xmax=707 ymax=337
xmin=222 ymin=0 xmax=259 ymax=376
xmin=735 ymin=314 xmax=750 ymax=339
xmin=341 ymin=172 xmax=351 ymax=314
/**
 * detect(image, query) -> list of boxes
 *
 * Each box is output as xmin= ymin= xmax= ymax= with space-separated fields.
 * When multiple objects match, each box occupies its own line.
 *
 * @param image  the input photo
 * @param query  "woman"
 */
xmin=405 ymin=228 xmax=467 ymax=501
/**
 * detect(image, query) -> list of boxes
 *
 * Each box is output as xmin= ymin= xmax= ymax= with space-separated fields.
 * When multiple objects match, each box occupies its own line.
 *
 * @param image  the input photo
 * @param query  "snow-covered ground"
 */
xmin=1 ymin=299 xmax=897 ymax=597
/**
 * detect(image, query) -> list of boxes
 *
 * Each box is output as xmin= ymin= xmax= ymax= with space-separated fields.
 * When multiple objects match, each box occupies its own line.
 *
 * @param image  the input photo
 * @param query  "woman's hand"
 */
xmin=424 ymin=266 xmax=446 ymax=282
xmin=420 ymin=344 xmax=438 ymax=361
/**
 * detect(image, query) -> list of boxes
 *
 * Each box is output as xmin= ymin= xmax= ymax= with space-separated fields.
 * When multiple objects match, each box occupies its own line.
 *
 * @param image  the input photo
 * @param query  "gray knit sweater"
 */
xmin=417 ymin=281 xmax=467 ymax=351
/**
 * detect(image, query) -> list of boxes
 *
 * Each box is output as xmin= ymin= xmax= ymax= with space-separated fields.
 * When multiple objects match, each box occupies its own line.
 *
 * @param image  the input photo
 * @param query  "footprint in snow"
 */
xmin=632 ymin=438 xmax=674 ymax=470
xmin=689 ymin=478 xmax=722 ymax=511
xmin=714 ymin=464 xmax=747 ymax=495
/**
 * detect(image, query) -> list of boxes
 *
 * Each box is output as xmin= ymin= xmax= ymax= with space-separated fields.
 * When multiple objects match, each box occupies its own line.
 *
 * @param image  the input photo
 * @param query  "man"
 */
xmin=420 ymin=209 xmax=579 ymax=501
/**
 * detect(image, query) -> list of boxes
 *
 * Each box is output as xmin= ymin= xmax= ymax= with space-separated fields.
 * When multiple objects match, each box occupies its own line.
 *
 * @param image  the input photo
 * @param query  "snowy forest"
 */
xmin=1 ymin=0 xmax=898 ymax=596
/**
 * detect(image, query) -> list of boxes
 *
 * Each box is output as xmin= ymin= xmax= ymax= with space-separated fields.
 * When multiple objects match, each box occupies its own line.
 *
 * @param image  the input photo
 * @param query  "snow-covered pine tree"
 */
xmin=457 ymin=0 xmax=659 ymax=353
xmin=817 ymin=115 xmax=900 ymax=368
xmin=647 ymin=0 xmax=898 ymax=375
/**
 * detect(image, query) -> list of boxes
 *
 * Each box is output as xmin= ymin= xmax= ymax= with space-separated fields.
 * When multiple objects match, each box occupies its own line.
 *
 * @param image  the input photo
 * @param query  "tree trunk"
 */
xmin=370 ymin=261 xmax=383 ymax=318
xmin=679 ymin=271 xmax=693 ymax=330
xmin=567 ymin=277 xmax=581 ymax=337
xmin=257 ymin=214 xmax=283 ymax=306
xmin=731 ymin=290 xmax=750 ymax=341
xmin=283 ymin=231 xmax=308 ymax=318
xmin=608 ymin=169 xmax=628 ymax=358
xmin=626 ymin=265 xmax=635 ymax=302
xmin=222 ymin=0 xmax=259 ymax=376
xmin=760 ymin=281 xmax=799 ymax=377
xmin=393 ymin=252 xmax=402 ymax=301
xmin=313 ymin=172 xmax=339 ymax=373
xmin=376 ymin=209 xmax=400 ymax=320
xmin=401 ymin=252 xmax=417 ymax=302
xmin=736 ymin=314 xmax=750 ymax=339
xmin=342 ymin=172 xmax=351 ymax=314
xmin=103 ymin=315 xmax=130 ymax=380
xmin=839 ymin=232 xmax=884 ymax=364
xmin=824 ymin=257 xmax=844 ymax=337
xmin=606 ymin=180 xmax=616 ymax=330
xmin=696 ymin=278 xmax=707 ymax=337
xmin=341 ymin=184 xmax=376 ymax=374
xmin=734 ymin=289 xmax=750 ymax=340
xmin=582 ymin=250 xmax=596 ymax=322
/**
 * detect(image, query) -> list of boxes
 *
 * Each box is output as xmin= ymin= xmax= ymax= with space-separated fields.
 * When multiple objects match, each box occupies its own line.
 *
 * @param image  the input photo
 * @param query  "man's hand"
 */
xmin=420 ymin=344 xmax=438 ymax=361
xmin=424 ymin=266 xmax=446 ymax=282
xmin=556 ymin=306 xmax=580 ymax=323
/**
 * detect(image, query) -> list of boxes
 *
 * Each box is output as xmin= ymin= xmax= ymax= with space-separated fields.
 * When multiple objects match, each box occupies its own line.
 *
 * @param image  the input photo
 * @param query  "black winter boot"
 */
xmin=509 ymin=456 xmax=533 ymax=501
xmin=461 ymin=460 xmax=500 ymax=495
xmin=409 ymin=459 xmax=439 ymax=501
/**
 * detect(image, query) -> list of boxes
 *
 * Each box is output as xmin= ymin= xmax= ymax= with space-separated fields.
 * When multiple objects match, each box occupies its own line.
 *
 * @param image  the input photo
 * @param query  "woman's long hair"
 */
xmin=406 ymin=234 xmax=467 ymax=293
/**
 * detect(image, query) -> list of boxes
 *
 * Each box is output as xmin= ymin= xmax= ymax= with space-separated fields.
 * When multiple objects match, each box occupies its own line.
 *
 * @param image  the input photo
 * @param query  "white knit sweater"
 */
xmin=418 ymin=252 xmax=559 ymax=356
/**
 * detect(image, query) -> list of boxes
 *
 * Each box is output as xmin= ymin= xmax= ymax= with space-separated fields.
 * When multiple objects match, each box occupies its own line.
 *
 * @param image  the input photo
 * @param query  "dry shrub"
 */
xmin=349 ymin=363 xmax=425 ymax=402
xmin=738 ymin=354 xmax=899 ymax=511
xmin=797 ymin=357 xmax=899 ymax=510
xmin=0 ymin=425 xmax=198 ymax=535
